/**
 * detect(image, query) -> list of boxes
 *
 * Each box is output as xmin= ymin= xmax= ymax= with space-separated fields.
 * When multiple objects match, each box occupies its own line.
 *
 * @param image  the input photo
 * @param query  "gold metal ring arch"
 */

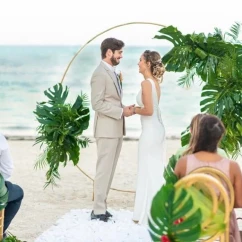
xmin=60 ymin=22 xmax=166 ymax=196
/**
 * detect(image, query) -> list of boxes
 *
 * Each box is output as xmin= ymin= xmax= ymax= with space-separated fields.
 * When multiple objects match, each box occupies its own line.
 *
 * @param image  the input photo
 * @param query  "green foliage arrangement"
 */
xmin=34 ymin=83 xmax=90 ymax=187
xmin=154 ymin=22 xmax=242 ymax=158
xmin=153 ymin=23 xmax=242 ymax=241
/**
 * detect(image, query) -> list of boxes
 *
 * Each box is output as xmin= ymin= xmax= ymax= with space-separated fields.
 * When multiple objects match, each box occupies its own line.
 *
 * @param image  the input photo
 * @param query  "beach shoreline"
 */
xmin=4 ymin=135 xmax=181 ymax=141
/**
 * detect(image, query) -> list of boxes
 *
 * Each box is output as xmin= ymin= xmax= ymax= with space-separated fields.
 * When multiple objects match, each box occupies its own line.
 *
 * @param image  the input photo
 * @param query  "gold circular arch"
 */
xmin=60 ymin=22 xmax=166 ymax=83
xmin=61 ymin=22 xmax=166 ymax=196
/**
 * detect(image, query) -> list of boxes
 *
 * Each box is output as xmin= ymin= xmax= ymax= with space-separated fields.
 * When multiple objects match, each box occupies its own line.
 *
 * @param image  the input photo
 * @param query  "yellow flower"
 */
xmin=118 ymin=71 xmax=123 ymax=87
xmin=118 ymin=71 xmax=123 ymax=82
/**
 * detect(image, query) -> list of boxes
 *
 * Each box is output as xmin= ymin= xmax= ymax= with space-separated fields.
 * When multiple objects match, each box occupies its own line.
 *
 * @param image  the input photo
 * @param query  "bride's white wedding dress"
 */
xmin=133 ymin=78 xmax=166 ymax=225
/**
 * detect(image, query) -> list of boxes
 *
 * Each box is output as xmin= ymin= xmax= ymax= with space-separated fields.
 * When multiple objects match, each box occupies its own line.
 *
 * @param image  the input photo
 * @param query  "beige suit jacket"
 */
xmin=91 ymin=61 xmax=125 ymax=138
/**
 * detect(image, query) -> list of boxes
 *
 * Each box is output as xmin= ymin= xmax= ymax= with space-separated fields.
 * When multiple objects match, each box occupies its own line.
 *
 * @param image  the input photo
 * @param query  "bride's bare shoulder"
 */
xmin=141 ymin=80 xmax=152 ymax=87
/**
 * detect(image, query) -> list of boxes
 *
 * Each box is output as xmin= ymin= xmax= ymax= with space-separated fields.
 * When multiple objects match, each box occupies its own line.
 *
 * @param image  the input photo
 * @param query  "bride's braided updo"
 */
xmin=143 ymin=50 xmax=166 ymax=82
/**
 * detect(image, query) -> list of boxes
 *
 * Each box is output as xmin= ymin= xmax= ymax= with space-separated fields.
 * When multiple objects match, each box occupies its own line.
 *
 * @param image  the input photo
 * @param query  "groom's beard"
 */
xmin=110 ymin=56 xmax=120 ymax=66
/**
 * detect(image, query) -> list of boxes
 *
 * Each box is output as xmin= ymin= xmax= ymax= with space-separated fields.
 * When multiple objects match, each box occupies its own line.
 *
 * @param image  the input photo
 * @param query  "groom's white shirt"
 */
xmin=0 ymin=133 xmax=14 ymax=180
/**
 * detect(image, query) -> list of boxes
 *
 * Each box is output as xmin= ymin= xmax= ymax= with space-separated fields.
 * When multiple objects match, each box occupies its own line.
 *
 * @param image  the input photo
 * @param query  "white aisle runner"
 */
xmin=35 ymin=209 xmax=152 ymax=242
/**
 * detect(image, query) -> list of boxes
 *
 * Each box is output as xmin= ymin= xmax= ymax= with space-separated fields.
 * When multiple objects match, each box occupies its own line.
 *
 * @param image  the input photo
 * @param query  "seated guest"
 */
xmin=174 ymin=114 xmax=242 ymax=242
xmin=176 ymin=113 xmax=227 ymax=158
xmin=0 ymin=133 xmax=24 ymax=238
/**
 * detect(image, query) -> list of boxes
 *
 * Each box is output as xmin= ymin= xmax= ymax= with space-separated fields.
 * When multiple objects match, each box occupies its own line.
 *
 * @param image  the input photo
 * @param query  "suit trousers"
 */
xmin=93 ymin=137 xmax=123 ymax=214
xmin=4 ymin=181 xmax=24 ymax=232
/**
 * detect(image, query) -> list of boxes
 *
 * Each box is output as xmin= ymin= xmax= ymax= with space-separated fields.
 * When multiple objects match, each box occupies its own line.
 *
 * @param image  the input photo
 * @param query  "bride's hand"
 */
xmin=132 ymin=106 xmax=141 ymax=115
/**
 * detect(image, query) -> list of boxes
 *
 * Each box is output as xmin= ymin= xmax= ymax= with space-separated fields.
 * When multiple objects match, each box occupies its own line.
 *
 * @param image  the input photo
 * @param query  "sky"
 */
xmin=0 ymin=0 xmax=242 ymax=46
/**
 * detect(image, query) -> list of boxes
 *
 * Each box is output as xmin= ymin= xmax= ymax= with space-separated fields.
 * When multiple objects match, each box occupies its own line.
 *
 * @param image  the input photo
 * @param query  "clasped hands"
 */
xmin=123 ymin=104 xmax=136 ymax=117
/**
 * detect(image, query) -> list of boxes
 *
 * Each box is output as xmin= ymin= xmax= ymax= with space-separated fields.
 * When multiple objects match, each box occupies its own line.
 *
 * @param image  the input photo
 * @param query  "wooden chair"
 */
xmin=190 ymin=166 xmax=234 ymax=241
xmin=175 ymin=172 xmax=231 ymax=242
xmin=190 ymin=167 xmax=234 ymax=211
xmin=0 ymin=209 xmax=4 ymax=240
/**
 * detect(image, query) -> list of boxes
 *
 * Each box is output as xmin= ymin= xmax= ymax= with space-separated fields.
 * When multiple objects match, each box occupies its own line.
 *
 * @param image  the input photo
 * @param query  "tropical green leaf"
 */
xmin=177 ymin=68 xmax=196 ymax=88
xmin=1 ymin=232 xmax=24 ymax=242
xmin=163 ymin=155 xmax=178 ymax=185
xmin=34 ymin=149 xmax=48 ymax=169
xmin=225 ymin=22 xmax=241 ymax=43
xmin=156 ymin=25 xmax=185 ymax=46
xmin=149 ymin=184 xmax=203 ymax=242
xmin=181 ymin=128 xmax=190 ymax=147
xmin=34 ymin=83 xmax=91 ymax=187
xmin=149 ymin=182 xmax=227 ymax=241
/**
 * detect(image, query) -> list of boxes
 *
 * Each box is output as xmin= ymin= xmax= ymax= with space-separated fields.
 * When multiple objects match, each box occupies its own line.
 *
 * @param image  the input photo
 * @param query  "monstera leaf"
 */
xmin=200 ymin=82 xmax=242 ymax=156
xmin=149 ymin=184 xmax=202 ymax=242
xmin=43 ymin=83 xmax=68 ymax=105
xmin=163 ymin=155 xmax=178 ymax=185
xmin=34 ymin=83 xmax=91 ymax=187
xmin=149 ymin=183 xmax=226 ymax=242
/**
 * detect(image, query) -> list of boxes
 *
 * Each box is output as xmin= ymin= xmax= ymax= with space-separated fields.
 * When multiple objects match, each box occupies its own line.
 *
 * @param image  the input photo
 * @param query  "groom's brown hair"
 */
xmin=101 ymin=38 xmax=125 ymax=59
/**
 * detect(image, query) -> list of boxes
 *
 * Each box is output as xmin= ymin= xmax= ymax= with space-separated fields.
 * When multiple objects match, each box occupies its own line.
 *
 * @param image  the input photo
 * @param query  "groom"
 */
xmin=90 ymin=38 xmax=133 ymax=222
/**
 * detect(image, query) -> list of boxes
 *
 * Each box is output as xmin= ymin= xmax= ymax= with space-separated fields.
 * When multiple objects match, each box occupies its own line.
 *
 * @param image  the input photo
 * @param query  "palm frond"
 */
xmin=44 ymin=168 xmax=60 ymax=189
xmin=79 ymin=137 xmax=92 ymax=148
xmin=225 ymin=22 xmax=242 ymax=43
xmin=34 ymin=149 xmax=48 ymax=170
xmin=80 ymin=92 xmax=89 ymax=107
xmin=177 ymin=68 xmax=196 ymax=88
xmin=213 ymin=27 xmax=224 ymax=40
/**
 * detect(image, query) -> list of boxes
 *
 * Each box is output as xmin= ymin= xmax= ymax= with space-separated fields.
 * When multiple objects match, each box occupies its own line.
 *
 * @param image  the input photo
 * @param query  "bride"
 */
xmin=132 ymin=50 xmax=166 ymax=225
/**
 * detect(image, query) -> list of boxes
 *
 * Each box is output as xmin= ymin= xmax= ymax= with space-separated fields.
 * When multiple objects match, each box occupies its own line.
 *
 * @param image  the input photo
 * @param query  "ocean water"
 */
xmin=0 ymin=45 xmax=202 ymax=138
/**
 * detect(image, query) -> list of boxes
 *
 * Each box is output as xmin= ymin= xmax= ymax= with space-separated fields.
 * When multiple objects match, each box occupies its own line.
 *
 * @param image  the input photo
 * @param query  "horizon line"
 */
xmin=0 ymin=43 xmax=172 ymax=47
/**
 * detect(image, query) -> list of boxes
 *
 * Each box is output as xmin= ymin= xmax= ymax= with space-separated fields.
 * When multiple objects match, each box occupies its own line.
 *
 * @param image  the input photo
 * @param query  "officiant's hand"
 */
xmin=123 ymin=105 xmax=135 ymax=117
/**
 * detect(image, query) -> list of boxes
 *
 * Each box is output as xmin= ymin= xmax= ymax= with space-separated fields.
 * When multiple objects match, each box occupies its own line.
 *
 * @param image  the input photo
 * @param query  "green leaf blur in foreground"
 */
xmin=149 ymin=184 xmax=225 ymax=241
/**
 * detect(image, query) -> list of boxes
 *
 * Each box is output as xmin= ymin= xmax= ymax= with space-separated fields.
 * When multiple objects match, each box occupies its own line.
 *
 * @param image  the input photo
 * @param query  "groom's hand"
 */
xmin=123 ymin=105 xmax=134 ymax=117
xmin=128 ymin=104 xmax=135 ymax=116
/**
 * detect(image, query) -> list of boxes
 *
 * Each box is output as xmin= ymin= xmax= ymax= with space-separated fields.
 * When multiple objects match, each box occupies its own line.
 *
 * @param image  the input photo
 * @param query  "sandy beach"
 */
xmin=5 ymin=138 xmax=242 ymax=241
xmin=4 ymin=138 xmax=181 ymax=241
